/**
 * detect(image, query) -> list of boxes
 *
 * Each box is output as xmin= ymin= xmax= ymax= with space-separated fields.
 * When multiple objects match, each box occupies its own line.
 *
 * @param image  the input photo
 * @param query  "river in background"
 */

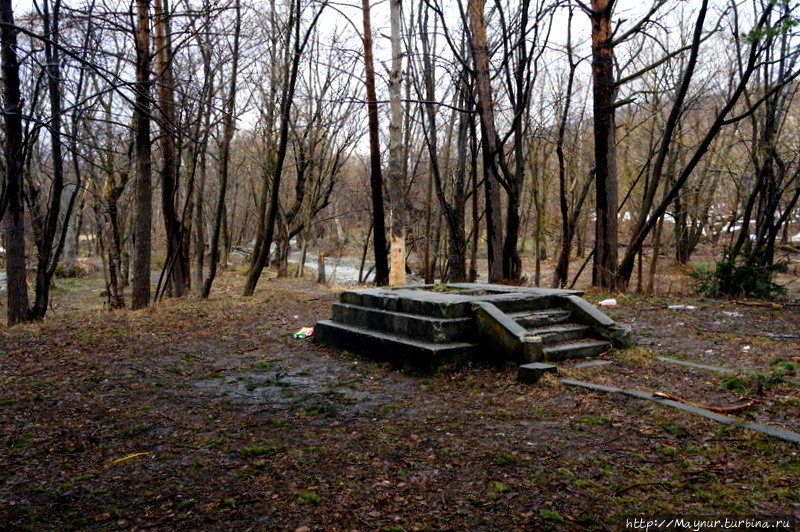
xmin=0 ymin=251 xmax=387 ymax=292
xmin=288 ymin=251 xmax=374 ymax=285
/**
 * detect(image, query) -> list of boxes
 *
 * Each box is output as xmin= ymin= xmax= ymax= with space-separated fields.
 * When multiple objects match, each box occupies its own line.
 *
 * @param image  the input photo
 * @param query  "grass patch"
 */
xmin=296 ymin=489 xmax=321 ymax=505
xmin=720 ymin=370 xmax=783 ymax=394
xmin=539 ymin=509 xmax=564 ymax=522
xmin=489 ymin=451 xmax=514 ymax=466
xmin=240 ymin=441 xmax=287 ymax=455
xmin=581 ymin=415 xmax=613 ymax=425
xmin=487 ymin=481 xmax=511 ymax=500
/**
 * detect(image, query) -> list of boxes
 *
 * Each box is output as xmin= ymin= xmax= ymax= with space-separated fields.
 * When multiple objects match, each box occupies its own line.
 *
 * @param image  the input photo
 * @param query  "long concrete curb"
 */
xmin=559 ymin=378 xmax=800 ymax=445
xmin=655 ymin=356 xmax=736 ymax=374
xmin=656 ymin=355 xmax=800 ymax=386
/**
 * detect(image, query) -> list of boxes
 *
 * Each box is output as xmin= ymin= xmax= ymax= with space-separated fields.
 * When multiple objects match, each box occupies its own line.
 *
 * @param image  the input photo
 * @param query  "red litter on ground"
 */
xmin=293 ymin=327 xmax=314 ymax=338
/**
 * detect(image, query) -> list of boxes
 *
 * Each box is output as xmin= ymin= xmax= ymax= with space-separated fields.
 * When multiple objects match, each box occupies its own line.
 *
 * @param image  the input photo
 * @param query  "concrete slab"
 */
xmin=517 ymin=362 xmax=558 ymax=384
xmin=742 ymin=422 xmax=800 ymax=445
xmin=572 ymin=360 xmax=614 ymax=369
xmin=544 ymin=341 xmax=610 ymax=361
xmin=559 ymin=378 xmax=800 ymax=445
xmin=656 ymin=356 xmax=735 ymax=374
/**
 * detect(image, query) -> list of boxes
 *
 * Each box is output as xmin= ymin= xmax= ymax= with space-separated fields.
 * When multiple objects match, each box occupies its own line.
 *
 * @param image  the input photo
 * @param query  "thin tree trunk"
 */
xmin=468 ymin=108 xmax=479 ymax=283
xmin=194 ymin=22 xmax=214 ymax=296
xmin=131 ymin=0 xmax=153 ymax=310
xmin=202 ymin=0 xmax=240 ymax=298
xmin=243 ymin=0 xmax=326 ymax=295
xmin=154 ymin=0 xmax=186 ymax=297
xmin=104 ymin=175 xmax=128 ymax=309
xmin=361 ymin=0 xmax=389 ymax=286
xmin=387 ymin=0 xmax=405 ymax=286
xmin=552 ymin=4 xmax=578 ymax=288
xmin=418 ymin=8 xmax=467 ymax=282
xmin=468 ymin=0 xmax=503 ymax=283
xmin=30 ymin=0 xmax=66 ymax=319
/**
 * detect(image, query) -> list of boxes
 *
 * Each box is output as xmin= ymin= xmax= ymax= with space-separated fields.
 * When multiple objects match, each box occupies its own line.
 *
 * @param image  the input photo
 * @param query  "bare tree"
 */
xmin=361 ymin=0 xmax=389 ymax=286
xmin=131 ymin=0 xmax=153 ymax=309
xmin=466 ymin=0 xmax=503 ymax=282
xmin=1 ymin=0 xmax=30 ymax=324
xmin=202 ymin=0 xmax=241 ymax=298
xmin=616 ymin=0 xmax=800 ymax=289
xmin=387 ymin=0 xmax=405 ymax=285
xmin=243 ymin=0 xmax=327 ymax=296
xmin=153 ymin=0 xmax=187 ymax=298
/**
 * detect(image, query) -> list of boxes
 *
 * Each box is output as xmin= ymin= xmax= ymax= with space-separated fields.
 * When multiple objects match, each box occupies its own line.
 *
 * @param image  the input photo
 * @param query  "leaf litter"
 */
xmin=0 ymin=271 xmax=798 ymax=530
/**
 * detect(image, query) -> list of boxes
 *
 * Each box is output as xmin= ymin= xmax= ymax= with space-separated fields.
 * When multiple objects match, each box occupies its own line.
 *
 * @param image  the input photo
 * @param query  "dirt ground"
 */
xmin=0 ymin=264 xmax=798 ymax=531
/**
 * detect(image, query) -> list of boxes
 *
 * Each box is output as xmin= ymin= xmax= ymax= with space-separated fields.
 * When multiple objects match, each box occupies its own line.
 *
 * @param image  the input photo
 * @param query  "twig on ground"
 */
xmin=734 ymin=300 xmax=783 ymax=308
xmin=652 ymin=391 xmax=759 ymax=414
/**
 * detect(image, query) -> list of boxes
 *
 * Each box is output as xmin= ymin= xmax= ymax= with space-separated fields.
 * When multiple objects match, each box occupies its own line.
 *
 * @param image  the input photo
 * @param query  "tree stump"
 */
xmin=317 ymin=249 xmax=326 ymax=284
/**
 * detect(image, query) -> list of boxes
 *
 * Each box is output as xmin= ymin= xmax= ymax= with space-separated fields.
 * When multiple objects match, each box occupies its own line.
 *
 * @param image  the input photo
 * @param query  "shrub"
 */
xmin=692 ymin=248 xmax=786 ymax=299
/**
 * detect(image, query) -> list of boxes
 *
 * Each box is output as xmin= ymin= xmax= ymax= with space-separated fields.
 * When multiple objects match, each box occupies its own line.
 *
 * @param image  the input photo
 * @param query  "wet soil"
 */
xmin=0 ymin=270 xmax=798 ymax=531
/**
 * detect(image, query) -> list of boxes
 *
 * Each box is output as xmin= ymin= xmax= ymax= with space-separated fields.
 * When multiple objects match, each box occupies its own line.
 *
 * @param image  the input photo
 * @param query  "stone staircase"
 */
xmin=508 ymin=309 xmax=611 ymax=361
xmin=315 ymin=284 xmax=632 ymax=375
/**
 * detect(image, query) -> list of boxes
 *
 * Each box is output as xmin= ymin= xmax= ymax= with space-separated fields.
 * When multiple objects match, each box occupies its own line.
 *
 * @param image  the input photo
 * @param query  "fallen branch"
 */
xmin=652 ymin=391 xmax=759 ymax=414
xmin=734 ymin=300 xmax=783 ymax=308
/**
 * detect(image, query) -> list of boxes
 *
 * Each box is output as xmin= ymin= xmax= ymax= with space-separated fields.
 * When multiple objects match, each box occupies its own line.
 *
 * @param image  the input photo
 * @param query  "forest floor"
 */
xmin=0 ymin=259 xmax=799 ymax=531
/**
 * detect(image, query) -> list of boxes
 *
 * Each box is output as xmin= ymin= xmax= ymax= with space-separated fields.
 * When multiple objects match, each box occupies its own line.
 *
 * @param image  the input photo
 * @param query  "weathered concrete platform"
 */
xmin=315 ymin=283 xmax=632 ymax=373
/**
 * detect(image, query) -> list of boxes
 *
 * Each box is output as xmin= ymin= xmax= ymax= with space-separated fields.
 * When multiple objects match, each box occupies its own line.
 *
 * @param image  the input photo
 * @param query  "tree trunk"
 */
xmin=30 ymin=0 xmax=67 ymax=319
xmin=468 ymin=108 xmax=479 ymax=283
xmin=361 ymin=0 xmax=389 ymax=286
xmin=589 ymin=0 xmax=618 ymax=289
xmin=468 ymin=0 xmax=503 ymax=283
xmin=552 ymin=5 xmax=578 ymax=288
xmin=418 ymin=8 xmax=468 ymax=282
xmin=154 ymin=0 xmax=186 ymax=298
xmin=0 ymin=0 xmax=29 ymax=324
xmin=103 ymin=172 xmax=128 ymax=310
xmin=387 ymin=0 xmax=405 ymax=286
xmin=203 ymin=0 xmax=240 ymax=298
xmin=243 ymin=0 xmax=325 ymax=295
xmin=131 ymin=0 xmax=153 ymax=310
xmin=61 ymin=198 xmax=82 ymax=276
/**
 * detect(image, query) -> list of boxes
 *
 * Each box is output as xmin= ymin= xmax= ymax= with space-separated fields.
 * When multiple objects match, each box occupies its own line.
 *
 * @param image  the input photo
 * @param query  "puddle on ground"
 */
xmin=192 ymin=352 xmax=402 ymax=418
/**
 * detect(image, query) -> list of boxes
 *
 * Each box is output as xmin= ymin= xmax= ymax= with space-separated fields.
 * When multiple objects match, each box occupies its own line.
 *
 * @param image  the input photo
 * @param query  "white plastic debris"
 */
xmin=742 ymin=345 xmax=751 ymax=351
xmin=599 ymin=299 xmax=617 ymax=306
xmin=667 ymin=305 xmax=696 ymax=310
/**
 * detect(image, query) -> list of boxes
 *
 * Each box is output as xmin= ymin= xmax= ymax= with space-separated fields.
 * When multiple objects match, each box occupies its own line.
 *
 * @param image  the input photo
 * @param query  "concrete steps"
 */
xmin=542 ymin=340 xmax=610 ymax=361
xmin=510 ymin=308 xmax=610 ymax=362
xmin=331 ymin=302 xmax=474 ymax=344
xmin=314 ymin=319 xmax=475 ymax=371
xmin=508 ymin=309 xmax=571 ymax=328
xmin=315 ymin=284 xmax=629 ymax=375
xmin=525 ymin=324 xmax=594 ymax=344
